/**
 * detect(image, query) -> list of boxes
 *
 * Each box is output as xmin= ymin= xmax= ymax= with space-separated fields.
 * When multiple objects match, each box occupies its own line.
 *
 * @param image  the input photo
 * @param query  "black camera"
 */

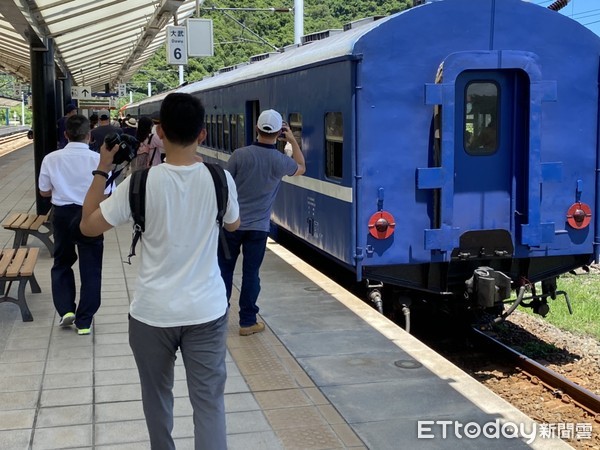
xmin=104 ymin=133 xmax=140 ymax=165
xmin=279 ymin=122 xmax=288 ymax=139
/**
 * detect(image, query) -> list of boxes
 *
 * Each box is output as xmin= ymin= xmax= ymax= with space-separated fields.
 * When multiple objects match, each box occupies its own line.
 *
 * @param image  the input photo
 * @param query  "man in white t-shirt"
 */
xmin=80 ymin=93 xmax=240 ymax=450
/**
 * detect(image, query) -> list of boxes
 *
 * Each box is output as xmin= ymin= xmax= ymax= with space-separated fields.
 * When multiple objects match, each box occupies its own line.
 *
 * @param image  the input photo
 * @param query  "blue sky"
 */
xmin=533 ymin=0 xmax=600 ymax=36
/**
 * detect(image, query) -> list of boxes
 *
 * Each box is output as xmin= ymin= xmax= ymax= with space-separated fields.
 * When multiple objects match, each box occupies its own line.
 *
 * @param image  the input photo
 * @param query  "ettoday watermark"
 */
xmin=417 ymin=420 xmax=593 ymax=444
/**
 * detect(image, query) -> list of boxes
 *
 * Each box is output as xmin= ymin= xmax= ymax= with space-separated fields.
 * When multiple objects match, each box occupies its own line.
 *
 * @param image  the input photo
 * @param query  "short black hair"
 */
xmin=65 ymin=114 xmax=90 ymax=142
xmin=159 ymin=93 xmax=205 ymax=146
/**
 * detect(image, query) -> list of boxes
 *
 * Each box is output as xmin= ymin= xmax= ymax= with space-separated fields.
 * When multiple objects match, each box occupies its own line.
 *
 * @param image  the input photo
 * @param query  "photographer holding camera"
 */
xmin=80 ymin=93 xmax=240 ymax=449
xmin=218 ymin=109 xmax=305 ymax=336
xmin=38 ymin=114 xmax=112 ymax=335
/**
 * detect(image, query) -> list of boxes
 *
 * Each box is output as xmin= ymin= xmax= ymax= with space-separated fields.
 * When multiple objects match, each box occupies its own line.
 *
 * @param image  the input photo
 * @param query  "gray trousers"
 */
xmin=129 ymin=313 xmax=228 ymax=450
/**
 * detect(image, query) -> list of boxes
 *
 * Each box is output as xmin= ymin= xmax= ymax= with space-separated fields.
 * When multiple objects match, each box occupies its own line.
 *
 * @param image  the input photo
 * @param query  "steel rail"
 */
xmin=471 ymin=327 xmax=600 ymax=420
xmin=0 ymin=131 xmax=28 ymax=144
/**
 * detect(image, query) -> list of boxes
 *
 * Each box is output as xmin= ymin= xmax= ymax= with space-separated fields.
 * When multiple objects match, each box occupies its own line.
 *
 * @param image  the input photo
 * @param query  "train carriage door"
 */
xmin=453 ymin=70 xmax=524 ymax=234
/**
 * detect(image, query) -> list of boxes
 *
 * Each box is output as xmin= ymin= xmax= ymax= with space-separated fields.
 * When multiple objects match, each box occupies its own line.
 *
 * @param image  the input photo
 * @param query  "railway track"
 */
xmin=420 ymin=317 xmax=600 ymax=449
xmin=0 ymin=131 xmax=30 ymax=157
xmin=471 ymin=327 xmax=600 ymax=422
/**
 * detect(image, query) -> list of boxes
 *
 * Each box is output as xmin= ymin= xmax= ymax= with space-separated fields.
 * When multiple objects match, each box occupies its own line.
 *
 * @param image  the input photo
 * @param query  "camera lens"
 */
xmin=104 ymin=133 xmax=121 ymax=149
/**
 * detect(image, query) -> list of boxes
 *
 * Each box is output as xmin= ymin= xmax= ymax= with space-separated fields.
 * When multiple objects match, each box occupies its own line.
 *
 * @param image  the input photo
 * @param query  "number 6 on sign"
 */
xmin=166 ymin=26 xmax=188 ymax=65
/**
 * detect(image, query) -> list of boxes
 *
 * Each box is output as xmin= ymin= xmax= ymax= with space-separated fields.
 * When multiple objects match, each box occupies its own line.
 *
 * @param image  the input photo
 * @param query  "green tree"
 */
xmin=132 ymin=0 xmax=411 ymax=96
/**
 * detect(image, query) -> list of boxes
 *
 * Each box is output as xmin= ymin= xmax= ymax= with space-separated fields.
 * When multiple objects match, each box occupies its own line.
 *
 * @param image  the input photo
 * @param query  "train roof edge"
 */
xmin=125 ymin=0 xmax=599 ymax=111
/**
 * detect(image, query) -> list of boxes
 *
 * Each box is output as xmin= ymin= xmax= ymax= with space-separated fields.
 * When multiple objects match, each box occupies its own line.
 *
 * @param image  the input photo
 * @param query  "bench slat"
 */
xmin=30 ymin=214 xmax=49 ymax=230
xmin=0 ymin=249 xmax=16 ymax=277
xmin=1 ymin=213 xmax=21 ymax=228
xmin=2 ymin=213 xmax=27 ymax=229
xmin=18 ymin=215 xmax=38 ymax=230
xmin=6 ymin=248 xmax=27 ymax=277
xmin=12 ymin=214 xmax=29 ymax=228
xmin=19 ymin=248 xmax=39 ymax=276
xmin=3 ymin=213 xmax=50 ymax=231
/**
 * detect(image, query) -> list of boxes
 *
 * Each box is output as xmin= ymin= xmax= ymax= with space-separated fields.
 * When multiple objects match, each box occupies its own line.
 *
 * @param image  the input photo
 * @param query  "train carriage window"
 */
xmin=223 ymin=115 xmax=230 ymax=152
xmin=217 ymin=115 xmax=223 ymax=150
xmin=325 ymin=112 xmax=343 ymax=179
xmin=230 ymin=115 xmax=237 ymax=151
xmin=237 ymin=114 xmax=245 ymax=148
xmin=211 ymin=115 xmax=217 ymax=149
xmin=207 ymin=115 xmax=213 ymax=147
xmin=464 ymin=82 xmax=498 ymax=155
xmin=289 ymin=113 xmax=303 ymax=151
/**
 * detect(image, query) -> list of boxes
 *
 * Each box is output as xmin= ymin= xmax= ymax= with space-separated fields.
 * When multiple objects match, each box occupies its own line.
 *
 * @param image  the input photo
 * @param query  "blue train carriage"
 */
xmin=348 ymin=0 xmax=600 ymax=317
xmin=144 ymin=0 xmax=599 ymax=320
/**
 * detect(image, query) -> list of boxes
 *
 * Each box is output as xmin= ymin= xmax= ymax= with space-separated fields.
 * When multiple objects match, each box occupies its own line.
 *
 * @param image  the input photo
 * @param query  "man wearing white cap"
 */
xmin=219 ymin=109 xmax=305 ymax=335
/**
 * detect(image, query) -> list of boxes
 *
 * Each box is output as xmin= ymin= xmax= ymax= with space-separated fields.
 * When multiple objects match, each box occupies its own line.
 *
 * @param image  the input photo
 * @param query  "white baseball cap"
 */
xmin=257 ymin=109 xmax=282 ymax=133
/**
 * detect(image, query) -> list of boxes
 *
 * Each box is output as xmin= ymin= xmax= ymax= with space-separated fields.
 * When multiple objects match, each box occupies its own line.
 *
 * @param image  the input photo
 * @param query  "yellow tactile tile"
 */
xmin=264 ymin=405 xmax=329 ymax=430
xmin=235 ymin=356 xmax=287 ymax=376
xmin=244 ymin=371 xmax=299 ymax=391
xmin=254 ymin=389 xmax=312 ymax=410
xmin=276 ymin=425 xmax=345 ymax=450
xmin=228 ymin=344 xmax=279 ymax=362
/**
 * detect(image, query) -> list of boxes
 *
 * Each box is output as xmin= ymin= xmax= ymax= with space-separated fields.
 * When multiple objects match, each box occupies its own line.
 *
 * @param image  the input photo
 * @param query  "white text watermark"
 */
xmin=417 ymin=420 xmax=593 ymax=444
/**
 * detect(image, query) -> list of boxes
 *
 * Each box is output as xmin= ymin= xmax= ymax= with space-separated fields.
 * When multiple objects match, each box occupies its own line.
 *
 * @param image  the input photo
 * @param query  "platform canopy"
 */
xmin=0 ymin=0 xmax=200 ymax=92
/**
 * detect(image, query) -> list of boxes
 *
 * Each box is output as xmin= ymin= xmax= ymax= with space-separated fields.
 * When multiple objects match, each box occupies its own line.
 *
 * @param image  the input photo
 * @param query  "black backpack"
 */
xmin=126 ymin=163 xmax=230 ymax=263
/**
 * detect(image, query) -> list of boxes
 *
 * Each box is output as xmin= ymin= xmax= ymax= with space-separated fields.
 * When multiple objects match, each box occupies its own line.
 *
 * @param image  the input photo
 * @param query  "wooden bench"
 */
xmin=0 ymin=248 xmax=41 ymax=322
xmin=2 ymin=211 xmax=54 ymax=255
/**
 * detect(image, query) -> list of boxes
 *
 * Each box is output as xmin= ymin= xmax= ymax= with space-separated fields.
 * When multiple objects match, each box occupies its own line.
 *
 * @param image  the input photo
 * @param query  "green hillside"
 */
xmin=126 ymin=0 xmax=411 ymax=103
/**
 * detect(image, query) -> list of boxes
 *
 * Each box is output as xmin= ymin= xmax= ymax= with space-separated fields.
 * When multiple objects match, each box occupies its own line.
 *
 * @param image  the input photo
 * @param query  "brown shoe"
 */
xmin=239 ymin=322 xmax=265 ymax=336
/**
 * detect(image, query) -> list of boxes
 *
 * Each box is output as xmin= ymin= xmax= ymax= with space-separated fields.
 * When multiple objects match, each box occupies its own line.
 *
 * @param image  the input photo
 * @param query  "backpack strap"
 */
xmin=204 ymin=163 xmax=231 ymax=259
xmin=204 ymin=163 xmax=228 ymax=227
xmin=126 ymin=167 xmax=150 ymax=263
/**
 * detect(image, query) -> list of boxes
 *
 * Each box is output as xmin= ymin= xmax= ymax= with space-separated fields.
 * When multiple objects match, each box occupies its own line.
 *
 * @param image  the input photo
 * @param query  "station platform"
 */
xmin=0 ymin=145 xmax=571 ymax=449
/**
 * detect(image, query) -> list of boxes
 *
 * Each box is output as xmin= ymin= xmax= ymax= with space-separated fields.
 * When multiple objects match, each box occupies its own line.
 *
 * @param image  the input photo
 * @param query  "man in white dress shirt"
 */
xmin=39 ymin=114 xmax=109 ymax=335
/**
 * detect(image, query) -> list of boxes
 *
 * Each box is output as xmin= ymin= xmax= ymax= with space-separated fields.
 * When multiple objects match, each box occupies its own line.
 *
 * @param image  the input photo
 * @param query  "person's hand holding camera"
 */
xmin=278 ymin=122 xmax=295 ymax=143
xmin=98 ymin=140 xmax=118 ymax=173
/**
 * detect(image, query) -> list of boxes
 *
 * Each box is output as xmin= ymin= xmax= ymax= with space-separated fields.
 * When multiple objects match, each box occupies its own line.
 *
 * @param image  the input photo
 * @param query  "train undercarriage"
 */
xmin=362 ymin=254 xmax=592 ymax=332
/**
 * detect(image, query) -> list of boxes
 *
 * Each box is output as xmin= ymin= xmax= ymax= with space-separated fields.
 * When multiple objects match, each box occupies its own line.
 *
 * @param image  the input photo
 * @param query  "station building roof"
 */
xmin=0 ymin=0 xmax=199 ymax=92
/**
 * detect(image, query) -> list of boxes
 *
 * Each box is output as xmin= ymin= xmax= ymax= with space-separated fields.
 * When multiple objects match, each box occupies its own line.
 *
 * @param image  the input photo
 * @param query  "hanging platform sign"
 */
xmin=77 ymin=98 xmax=112 ymax=110
xmin=187 ymin=19 xmax=214 ymax=57
xmin=71 ymin=86 xmax=92 ymax=100
xmin=166 ymin=26 xmax=188 ymax=65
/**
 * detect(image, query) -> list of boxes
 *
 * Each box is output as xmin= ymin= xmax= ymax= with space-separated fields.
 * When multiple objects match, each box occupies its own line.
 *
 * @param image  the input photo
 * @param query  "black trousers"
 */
xmin=51 ymin=204 xmax=103 ymax=329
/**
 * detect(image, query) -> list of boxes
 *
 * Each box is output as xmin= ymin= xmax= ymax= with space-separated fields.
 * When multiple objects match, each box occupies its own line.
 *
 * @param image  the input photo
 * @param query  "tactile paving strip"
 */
xmin=226 ymin=304 xmax=366 ymax=449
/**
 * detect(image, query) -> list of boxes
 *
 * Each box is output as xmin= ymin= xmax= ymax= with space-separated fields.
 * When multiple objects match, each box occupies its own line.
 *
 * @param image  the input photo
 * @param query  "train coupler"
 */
xmin=465 ymin=267 xmax=512 ymax=309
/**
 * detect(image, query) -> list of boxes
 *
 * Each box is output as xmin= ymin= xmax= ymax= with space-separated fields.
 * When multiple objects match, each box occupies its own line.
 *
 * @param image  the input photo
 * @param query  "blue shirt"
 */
xmin=57 ymin=116 xmax=68 ymax=149
xmin=226 ymin=142 xmax=298 ymax=232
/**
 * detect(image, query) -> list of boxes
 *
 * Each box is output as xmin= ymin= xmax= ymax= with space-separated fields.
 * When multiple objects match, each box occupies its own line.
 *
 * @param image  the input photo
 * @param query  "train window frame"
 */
xmin=207 ymin=115 xmax=213 ymax=148
xmin=325 ymin=112 xmax=343 ymax=180
xmin=223 ymin=114 xmax=230 ymax=152
xmin=230 ymin=114 xmax=237 ymax=151
xmin=464 ymin=81 xmax=499 ymax=156
xmin=289 ymin=112 xmax=303 ymax=151
xmin=217 ymin=115 xmax=223 ymax=150
xmin=237 ymin=114 xmax=245 ymax=149
xmin=211 ymin=115 xmax=217 ymax=149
